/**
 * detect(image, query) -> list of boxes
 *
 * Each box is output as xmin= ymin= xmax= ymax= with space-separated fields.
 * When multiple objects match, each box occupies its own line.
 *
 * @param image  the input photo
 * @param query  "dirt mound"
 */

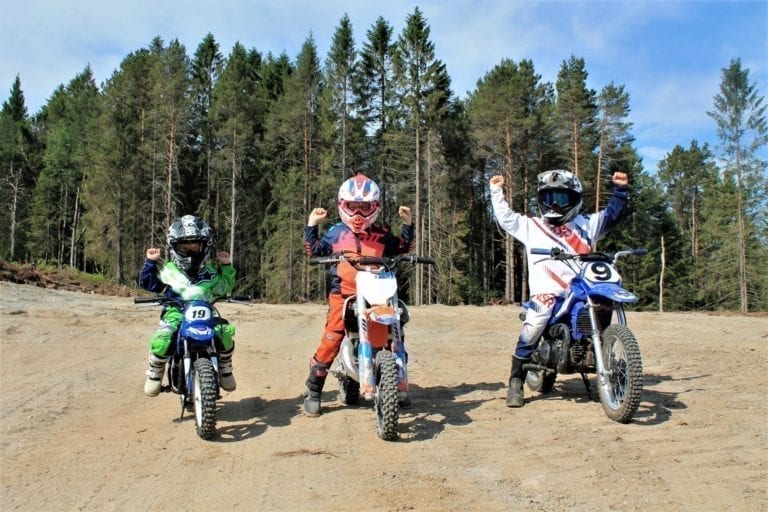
xmin=0 ymin=260 xmax=136 ymax=297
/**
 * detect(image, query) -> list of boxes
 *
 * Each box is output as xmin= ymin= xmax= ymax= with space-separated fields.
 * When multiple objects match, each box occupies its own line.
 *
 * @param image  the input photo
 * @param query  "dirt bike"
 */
xmin=134 ymin=293 xmax=251 ymax=440
xmin=522 ymin=247 xmax=647 ymax=423
xmin=309 ymin=252 xmax=435 ymax=441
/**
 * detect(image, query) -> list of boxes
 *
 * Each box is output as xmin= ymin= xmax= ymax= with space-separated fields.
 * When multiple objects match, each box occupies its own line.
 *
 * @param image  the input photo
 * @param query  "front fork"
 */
xmin=180 ymin=339 xmax=219 ymax=417
xmin=356 ymin=320 xmax=407 ymax=400
xmin=589 ymin=299 xmax=624 ymax=391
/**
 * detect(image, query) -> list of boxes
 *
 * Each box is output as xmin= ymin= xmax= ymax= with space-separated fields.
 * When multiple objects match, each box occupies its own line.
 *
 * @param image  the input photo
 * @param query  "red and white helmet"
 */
xmin=338 ymin=174 xmax=381 ymax=233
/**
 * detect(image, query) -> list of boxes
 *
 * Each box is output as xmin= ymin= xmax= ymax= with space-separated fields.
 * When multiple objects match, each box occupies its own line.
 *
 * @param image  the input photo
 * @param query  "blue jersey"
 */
xmin=305 ymin=222 xmax=414 ymax=295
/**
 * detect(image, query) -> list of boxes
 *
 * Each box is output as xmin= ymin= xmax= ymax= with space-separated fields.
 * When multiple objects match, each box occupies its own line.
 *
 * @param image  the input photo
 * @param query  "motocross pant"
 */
xmin=148 ymin=306 xmax=236 ymax=357
xmin=312 ymin=293 xmax=347 ymax=365
xmin=515 ymin=294 xmax=557 ymax=359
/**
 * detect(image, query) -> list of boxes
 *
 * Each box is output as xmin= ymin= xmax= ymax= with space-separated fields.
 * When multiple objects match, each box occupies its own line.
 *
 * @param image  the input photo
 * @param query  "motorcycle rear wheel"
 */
xmin=374 ymin=351 xmax=400 ymax=441
xmin=193 ymin=358 xmax=218 ymax=440
xmin=338 ymin=376 xmax=360 ymax=405
xmin=526 ymin=370 xmax=557 ymax=393
xmin=598 ymin=325 xmax=643 ymax=423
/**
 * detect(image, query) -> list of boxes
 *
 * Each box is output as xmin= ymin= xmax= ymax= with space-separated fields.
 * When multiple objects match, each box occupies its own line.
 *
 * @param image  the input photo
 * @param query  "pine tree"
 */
xmin=355 ymin=16 xmax=403 ymax=224
xmin=27 ymin=68 xmax=101 ymax=269
xmin=595 ymin=82 xmax=633 ymax=212
xmin=262 ymin=36 xmax=323 ymax=302
xmin=83 ymin=49 xmax=155 ymax=282
xmin=394 ymin=7 xmax=448 ymax=304
xmin=190 ymin=33 xmax=223 ymax=222
xmin=467 ymin=58 xmax=554 ymax=303
xmin=707 ymin=58 xmax=768 ymax=312
xmin=0 ymin=76 xmax=36 ymax=261
xmin=555 ymin=55 xmax=597 ymax=183
xmin=324 ymin=14 xmax=359 ymax=179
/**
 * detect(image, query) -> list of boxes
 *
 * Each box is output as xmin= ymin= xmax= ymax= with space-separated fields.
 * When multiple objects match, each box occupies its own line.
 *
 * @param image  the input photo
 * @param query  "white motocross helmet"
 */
xmin=337 ymin=174 xmax=381 ymax=233
xmin=537 ymin=169 xmax=583 ymax=225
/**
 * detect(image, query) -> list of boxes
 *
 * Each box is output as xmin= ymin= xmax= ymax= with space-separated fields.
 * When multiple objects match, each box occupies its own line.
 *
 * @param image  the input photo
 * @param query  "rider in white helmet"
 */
xmin=302 ymin=173 xmax=414 ymax=417
xmin=489 ymin=169 xmax=629 ymax=407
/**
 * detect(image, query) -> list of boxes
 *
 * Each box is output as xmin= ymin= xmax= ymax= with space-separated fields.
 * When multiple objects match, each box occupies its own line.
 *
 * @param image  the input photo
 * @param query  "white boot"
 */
xmin=144 ymin=353 xmax=167 ymax=397
xmin=219 ymin=349 xmax=236 ymax=392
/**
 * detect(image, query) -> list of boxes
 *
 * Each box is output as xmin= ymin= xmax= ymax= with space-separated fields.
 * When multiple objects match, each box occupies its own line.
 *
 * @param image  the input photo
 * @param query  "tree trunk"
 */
xmin=414 ymin=123 xmax=422 ymax=306
xmin=659 ymin=236 xmax=665 ymax=313
xmin=504 ymin=126 xmax=515 ymax=303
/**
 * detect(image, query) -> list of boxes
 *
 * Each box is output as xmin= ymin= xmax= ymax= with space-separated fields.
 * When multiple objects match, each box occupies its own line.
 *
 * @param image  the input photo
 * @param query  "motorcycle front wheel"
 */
xmin=598 ymin=325 xmax=643 ymax=423
xmin=374 ymin=351 xmax=400 ymax=441
xmin=193 ymin=358 xmax=218 ymax=440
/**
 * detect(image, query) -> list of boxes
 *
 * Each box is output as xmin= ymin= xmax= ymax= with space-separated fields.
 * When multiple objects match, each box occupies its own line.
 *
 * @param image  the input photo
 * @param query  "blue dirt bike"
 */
xmin=135 ymin=294 xmax=250 ymax=440
xmin=522 ymin=247 xmax=647 ymax=423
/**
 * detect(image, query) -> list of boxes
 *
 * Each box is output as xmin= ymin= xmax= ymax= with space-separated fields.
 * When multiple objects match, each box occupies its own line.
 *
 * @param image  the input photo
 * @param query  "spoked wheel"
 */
xmin=193 ymin=358 xmax=218 ymax=440
xmin=374 ymin=351 xmax=400 ymax=441
xmin=598 ymin=325 xmax=643 ymax=423
xmin=526 ymin=370 xmax=557 ymax=393
xmin=338 ymin=376 xmax=360 ymax=405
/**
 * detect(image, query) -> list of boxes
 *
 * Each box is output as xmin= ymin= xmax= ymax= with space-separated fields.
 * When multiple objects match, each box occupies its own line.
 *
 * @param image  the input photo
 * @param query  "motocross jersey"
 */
xmin=305 ymin=222 xmax=414 ymax=296
xmin=139 ymin=260 xmax=236 ymax=301
xmin=490 ymin=184 xmax=628 ymax=296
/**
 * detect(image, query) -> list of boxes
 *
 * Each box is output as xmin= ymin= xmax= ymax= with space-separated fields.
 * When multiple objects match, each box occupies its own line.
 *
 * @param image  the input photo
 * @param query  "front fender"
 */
xmin=589 ymin=283 xmax=638 ymax=303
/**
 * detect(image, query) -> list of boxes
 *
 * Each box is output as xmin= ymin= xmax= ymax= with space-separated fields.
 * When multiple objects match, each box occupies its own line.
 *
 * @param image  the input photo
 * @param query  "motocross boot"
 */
xmin=303 ymin=357 xmax=328 ymax=417
xmin=218 ymin=348 xmax=236 ymax=392
xmin=506 ymin=356 xmax=528 ymax=408
xmin=144 ymin=352 xmax=168 ymax=397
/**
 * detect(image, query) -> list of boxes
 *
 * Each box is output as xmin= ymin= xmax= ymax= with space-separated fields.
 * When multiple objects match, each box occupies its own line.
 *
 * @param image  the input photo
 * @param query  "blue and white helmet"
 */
xmin=537 ymin=170 xmax=583 ymax=225
xmin=167 ymin=215 xmax=213 ymax=273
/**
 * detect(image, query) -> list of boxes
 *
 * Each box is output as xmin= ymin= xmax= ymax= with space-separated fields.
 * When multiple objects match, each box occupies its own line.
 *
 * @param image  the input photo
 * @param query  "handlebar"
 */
xmin=134 ymin=294 xmax=252 ymax=306
xmin=531 ymin=247 xmax=647 ymax=264
xmin=308 ymin=253 xmax=435 ymax=269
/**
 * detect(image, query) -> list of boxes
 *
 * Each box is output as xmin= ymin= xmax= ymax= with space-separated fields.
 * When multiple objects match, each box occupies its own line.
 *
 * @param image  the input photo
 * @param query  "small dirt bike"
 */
xmin=522 ymin=247 xmax=646 ymax=423
xmin=309 ymin=252 xmax=435 ymax=440
xmin=135 ymin=293 xmax=250 ymax=440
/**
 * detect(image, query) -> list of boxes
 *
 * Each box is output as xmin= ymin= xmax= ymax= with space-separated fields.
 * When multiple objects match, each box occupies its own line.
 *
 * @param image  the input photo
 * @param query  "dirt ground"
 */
xmin=1 ymin=280 xmax=766 ymax=512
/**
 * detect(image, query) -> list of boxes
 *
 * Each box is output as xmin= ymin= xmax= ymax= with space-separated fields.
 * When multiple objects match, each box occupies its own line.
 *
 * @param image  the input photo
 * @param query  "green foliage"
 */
xmin=5 ymin=17 xmax=766 ymax=311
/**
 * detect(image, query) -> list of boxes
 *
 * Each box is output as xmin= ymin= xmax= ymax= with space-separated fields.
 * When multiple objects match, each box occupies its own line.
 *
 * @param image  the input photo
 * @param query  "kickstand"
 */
xmin=580 ymin=372 xmax=593 ymax=400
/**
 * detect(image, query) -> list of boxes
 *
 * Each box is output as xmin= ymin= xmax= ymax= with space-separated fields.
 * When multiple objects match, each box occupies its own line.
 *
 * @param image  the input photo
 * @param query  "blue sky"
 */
xmin=2 ymin=0 xmax=766 ymax=172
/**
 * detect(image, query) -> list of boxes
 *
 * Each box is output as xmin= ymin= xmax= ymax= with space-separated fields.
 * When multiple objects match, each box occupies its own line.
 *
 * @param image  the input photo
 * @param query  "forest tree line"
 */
xmin=1 ymin=8 xmax=767 ymax=311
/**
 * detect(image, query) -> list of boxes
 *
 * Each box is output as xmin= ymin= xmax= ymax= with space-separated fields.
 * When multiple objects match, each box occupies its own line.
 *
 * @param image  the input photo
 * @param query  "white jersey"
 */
xmin=490 ymin=184 xmax=628 ymax=296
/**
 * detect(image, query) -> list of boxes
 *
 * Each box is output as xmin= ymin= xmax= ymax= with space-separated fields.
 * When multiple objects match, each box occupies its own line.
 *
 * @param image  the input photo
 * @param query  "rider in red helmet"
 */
xmin=303 ymin=173 xmax=414 ymax=417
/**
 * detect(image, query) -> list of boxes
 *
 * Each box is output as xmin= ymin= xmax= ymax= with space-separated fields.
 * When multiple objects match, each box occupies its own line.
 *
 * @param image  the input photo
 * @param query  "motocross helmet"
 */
xmin=338 ymin=174 xmax=381 ymax=233
xmin=537 ymin=169 xmax=583 ymax=225
xmin=167 ymin=215 xmax=213 ymax=274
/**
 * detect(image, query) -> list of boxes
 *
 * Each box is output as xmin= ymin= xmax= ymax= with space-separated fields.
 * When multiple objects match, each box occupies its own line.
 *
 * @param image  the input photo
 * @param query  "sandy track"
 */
xmin=1 ymin=281 xmax=766 ymax=511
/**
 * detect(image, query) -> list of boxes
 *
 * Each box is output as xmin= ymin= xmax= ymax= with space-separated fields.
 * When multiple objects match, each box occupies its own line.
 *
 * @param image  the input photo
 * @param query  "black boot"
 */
xmin=303 ymin=358 xmax=327 ymax=417
xmin=506 ymin=356 xmax=528 ymax=408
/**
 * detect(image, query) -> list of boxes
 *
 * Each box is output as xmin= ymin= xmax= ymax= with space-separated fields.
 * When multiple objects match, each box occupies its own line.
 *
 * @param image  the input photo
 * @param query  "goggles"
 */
xmin=342 ymin=200 xmax=377 ymax=216
xmin=175 ymin=240 xmax=203 ymax=257
xmin=540 ymin=190 xmax=574 ymax=209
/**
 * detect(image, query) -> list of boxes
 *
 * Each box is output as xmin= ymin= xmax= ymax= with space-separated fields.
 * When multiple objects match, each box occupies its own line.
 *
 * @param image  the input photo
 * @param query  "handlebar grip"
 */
xmin=308 ymin=257 xmax=334 ymax=265
xmin=530 ymin=248 xmax=552 ymax=255
xmin=229 ymin=295 xmax=251 ymax=301
xmin=134 ymin=297 xmax=158 ymax=304
xmin=633 ymin=248 xmax=648 ymax=256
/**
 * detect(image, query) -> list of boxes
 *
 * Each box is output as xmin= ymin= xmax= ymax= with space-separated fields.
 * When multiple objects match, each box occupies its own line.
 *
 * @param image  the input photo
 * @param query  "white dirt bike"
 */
xmin=309 ymin=252 xmax=435 ymax=440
